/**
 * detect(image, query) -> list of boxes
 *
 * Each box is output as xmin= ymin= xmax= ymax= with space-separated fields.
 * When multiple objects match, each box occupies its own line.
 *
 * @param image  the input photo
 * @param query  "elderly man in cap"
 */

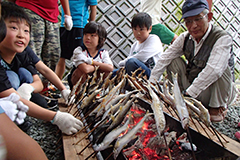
xmin=149 ymin=0 xmax=236 ymax=122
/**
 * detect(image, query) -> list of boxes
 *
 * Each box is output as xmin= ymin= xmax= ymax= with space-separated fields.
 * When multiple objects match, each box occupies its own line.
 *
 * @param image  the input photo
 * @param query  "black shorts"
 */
xmin=60 ymin=27 xmax=83 ymax=60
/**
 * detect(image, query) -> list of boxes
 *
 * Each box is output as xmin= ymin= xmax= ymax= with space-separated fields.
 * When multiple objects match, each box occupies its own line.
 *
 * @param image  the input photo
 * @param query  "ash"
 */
xmin=25 ymin=91 xmax=240 ymax=160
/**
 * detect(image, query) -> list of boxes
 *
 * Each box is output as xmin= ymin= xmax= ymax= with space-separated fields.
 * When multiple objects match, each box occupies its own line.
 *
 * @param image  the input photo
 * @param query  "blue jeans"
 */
xmin=6 ymin=67 xmax=48 ymax=108
xmin=6 ymin=67 xmax=33 ymax=90
xmin=113 ymin=58 xmax=151 ymax=79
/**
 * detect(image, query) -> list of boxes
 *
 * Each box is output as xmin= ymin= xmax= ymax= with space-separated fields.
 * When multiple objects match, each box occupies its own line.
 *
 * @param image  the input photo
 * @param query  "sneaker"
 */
xmin=47 ymin=99 xmax=58 ymax=110
xmin=18 ymin=121 xmax=32 ymax=132
xmin=235 ymin=131 xmax=240 ymax=141
xmin=209 ymin=107 xmax=227 ymax=123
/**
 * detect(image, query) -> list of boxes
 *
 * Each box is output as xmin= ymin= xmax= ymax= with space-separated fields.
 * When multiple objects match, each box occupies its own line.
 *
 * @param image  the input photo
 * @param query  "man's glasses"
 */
xmin=183 ymin=14 xmax=208 ymax=26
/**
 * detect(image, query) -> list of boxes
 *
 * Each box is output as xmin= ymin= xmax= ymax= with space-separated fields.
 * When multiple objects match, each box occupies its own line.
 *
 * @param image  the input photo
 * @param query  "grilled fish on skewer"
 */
xmin=115 ymin=67 xmax=125 ymax=84
xmin=80 ymin=88 xmax=102 ymax=110
xmin=104 ymin=90 xmax=138 ymax=112
xmin=95 ymin=79 xmax=127 ymax=119
xmin=100 ymin=76 xmax=126 ymax=109
xmin=184 ymin=99 xmax=201 ymax=116
xmin=106 ymin=95 xmax=138 ymax=132
xmin=172 ymin=72 xmax=189 ymax=129
xmin=113 ymin=111 xmax=153 ymax=159
xmin=103 ymin=90 xmax=139 ymax=117
xmin=185 ymin=97 xmax=211 ymax=127
xmin=127 ymin=74 xmax=147 ymax=94
xmin=144 ymin=81 xmax=166 ymax=136
xmin=67 ymin=75 xmax=83 ymax=106
xmin=163 ymin=78 xmax=175 ymax=107
xmin=137 ymin=68 xmax=145 ymax=79
xmin=101 ymin=98 xmax=125 ymax=122
xmin=94 ymin=117 xmax=130 ymax=151
xmin=131 ymin=67 xmax=142 ymax=77
xmin=88 ymin=72 xmax=104 ymax=94
xmin=101 ymin=72 xmax=112 ymax=90
xmin=89 ymin=66 xmax=99 ymax=88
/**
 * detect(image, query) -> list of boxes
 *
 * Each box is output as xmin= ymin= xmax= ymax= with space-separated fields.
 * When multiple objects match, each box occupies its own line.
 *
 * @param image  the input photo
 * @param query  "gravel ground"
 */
xmin=25 ymin=91 xmax=240 ymax=160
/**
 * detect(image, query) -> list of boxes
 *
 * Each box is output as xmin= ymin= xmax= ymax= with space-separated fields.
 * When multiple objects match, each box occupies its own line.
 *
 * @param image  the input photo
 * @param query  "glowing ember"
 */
xmin=121 ymin=104 xmax=194 ymax=160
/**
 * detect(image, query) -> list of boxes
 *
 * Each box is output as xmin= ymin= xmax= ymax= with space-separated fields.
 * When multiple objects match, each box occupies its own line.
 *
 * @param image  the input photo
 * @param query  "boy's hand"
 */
xmin=64 ymin=15 xmax=73 ymax=31
xmin=0 ymin=93 xmax=29 ymax=124
xmin=61 ymin=89 xmax=71 ymax=104
xmin=17 ymin=83 xmax=34 ymax=100
xmin=52 ymin=111 xmax=83 ymax=135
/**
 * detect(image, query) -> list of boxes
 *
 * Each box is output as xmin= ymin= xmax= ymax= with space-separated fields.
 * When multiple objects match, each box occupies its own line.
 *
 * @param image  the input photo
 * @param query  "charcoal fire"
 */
xmin=65 ymin=67 xmax=237 ymax=160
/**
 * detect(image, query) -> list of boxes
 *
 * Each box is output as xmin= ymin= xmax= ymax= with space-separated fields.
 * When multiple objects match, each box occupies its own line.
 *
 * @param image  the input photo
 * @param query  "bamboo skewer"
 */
xmin=73 ymin=117 xmax=106 ymax=145
xmin=105 ymin=152 xmax=114 ymax=160
xmin=163 ymin=132 xmax=172 ymax=160
xmin=186 ymin=126 xmax=197 ymax=160
xmin=210 ymin=125 xmax=229 ymax=143
xmin=77 ymin=141 xmax=92 ymax=155
xmin=85 ymin=151 xmax=97 ymax=160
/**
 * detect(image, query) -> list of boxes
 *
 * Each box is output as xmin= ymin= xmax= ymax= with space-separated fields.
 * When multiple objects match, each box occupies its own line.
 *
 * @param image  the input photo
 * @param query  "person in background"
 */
xmin=149 ymin=0 xmax=236 ymax=123
xmin=55 ymin=0 xmax=97 ymax=80
xmin=0 ymin=1 xmax=83 ymax=135
xmin=9 ymin=0 xmax=72 ymax=90
xmin=68 ymin=21 xmax=113 ymax=89
xmin=140 ymin=0 xmax=178 ymax=45
xmin=115 ymin=12 xmax=163 ymax=79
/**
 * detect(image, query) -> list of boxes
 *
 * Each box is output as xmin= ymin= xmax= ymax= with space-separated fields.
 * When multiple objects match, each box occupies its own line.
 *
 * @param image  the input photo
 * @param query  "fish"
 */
xmin=80 ymin=88 xmax=102 ymax=110
xmin=171 ymin=72 xmax=189 ymax=129
xmin=100 ymin=76 xmax=126 ymax=109
xmin=127 ymin=74 xmax=147 ymax=94
xmin=106 ymin=95 xmax=138 ymax=132
xmin=113 ymin=111 xmax=153 ymax=159
xmin=101 ymin=72 xmax=112 ymax=89
xmin=75 ymin=75 xmax=91 ymax=102
xmin=144 ymin=81 xmax=166 ymax=136
xmin=185 ymin=97 xmax=211 ymax=127
xmin=137 ymin=68 xmax=145 ymax=79
xmin=184 ymin=98 xmax=201 ymax=116
xmin=104 ymin=90 xmax=138 ymax=116
xmin=94 ymin=116 xmax=130 ymax=151
xmin=115 ymin=67 xmax=125 ymax=84
xmin=89 ymin=66 xmax=99 ymax=88
xmin=163 ymin=78 xmax=175 ymax=107
xmin=88 ymin=72 xmax=105 ymax=94
xmin=130 ymin=67 xmax=142 ymax=77
xmin=67 ymin=75 xmax=83 ymax=106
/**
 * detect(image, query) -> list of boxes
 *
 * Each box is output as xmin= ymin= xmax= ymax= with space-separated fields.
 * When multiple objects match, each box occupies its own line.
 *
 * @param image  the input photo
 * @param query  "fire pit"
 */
xmin=74 ymin=97 xmax=238 ymax=160
xmin=62 ymin=68 xmax=239 ymax=160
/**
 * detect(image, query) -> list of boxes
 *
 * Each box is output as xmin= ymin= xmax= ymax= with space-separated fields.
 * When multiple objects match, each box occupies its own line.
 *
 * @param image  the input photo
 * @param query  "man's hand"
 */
xmin=0 ymin=93 xmax=29 ymax=124
xmin=182 ymin=90 xmax=190 ymax=97
xmin=52 ymin=111 xmax=83 ymax=135
xmin=64 ymin=15 xmax=73 ymax=31
xmin=61 ymin=89 xmax=71 ymax=104
xmin=17 ymin=83 xmax=34 ymax=100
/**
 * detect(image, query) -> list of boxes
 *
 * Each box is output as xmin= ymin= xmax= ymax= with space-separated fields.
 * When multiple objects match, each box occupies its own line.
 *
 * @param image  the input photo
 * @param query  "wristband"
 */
xmin=51 ymin=114 xmax=56 ymax=123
